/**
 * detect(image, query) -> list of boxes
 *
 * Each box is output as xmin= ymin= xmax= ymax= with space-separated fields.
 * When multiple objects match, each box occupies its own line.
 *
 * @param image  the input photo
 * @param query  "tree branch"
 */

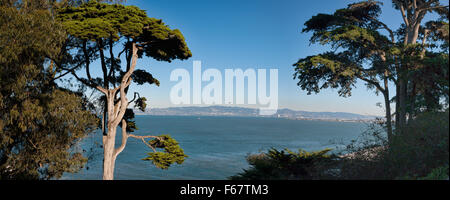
xmin=394 ymin=0 xmax=410 ymax=27
xmin=117 ymin=44 xmax=128 ymax=59
xmin=70 ymin=71 xmax=108 ymax=94
xmin=369 ymin=16 xmax=396 ymax=43
xmin=418 ymin=0 xmax=439 ymax=10
xmin=417 ymin=5 xmax=449 ymax=12
xmin=128 ymin=134 xmax=163 ymax=140
xmin=128 ymin=92 xmax=141 ymax=104
xmin=108 ymin=37 xmax=116 ymax=85
xmin=51 ymin=62 xmax=83 ymax=81
xmin=113 ymin=119 xmax=128 ymax=159
xmin=421 ymin=29 xmax=430 ymax=59
xmin=358 ymin=75 xmax=385 ymax=93
xmin=83 ymin=40 xmax=93 ymax=81
xmin=128 ymin=134 xmax=163 ymax=153
xmin=98 ymin=39 xmax=109 ymax=89
xmin=112 ymin=42 xmax=138 ymax=126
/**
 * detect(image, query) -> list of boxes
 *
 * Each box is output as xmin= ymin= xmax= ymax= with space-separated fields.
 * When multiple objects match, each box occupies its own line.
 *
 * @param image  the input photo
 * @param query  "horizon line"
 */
xmin=135 ymin=105 xmax=383 ymax=117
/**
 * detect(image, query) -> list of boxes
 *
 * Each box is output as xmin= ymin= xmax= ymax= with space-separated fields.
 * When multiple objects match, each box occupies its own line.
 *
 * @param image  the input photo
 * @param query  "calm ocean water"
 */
xmin=62 ymin=116 xmax=369 ymax=180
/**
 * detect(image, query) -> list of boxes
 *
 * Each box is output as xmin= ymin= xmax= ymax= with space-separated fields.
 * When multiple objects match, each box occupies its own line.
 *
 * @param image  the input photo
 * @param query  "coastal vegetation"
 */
xmin=55 ymin=0 xmax=190 ymax=180
xmin=233 ymin=0 xmax=449 ymax=180
xmin=292 ymin=0 xmax=448 ymax=141
xmin=230 ymin=148 xmax=339 ymax=180
xmin=232 ymin=111 xmax=448 ymax=180
xmin=0 ymin=0 xmax=99 ymax=179
xmin=1 ymin=0 xmax=448 ymax=180
xmin=1 ymin=0 xmax=189 ymax=180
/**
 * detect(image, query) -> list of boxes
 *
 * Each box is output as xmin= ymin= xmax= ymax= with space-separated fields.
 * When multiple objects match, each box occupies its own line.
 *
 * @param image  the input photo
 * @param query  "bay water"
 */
xmin=62 ymin=116 xmax=369 ymax=180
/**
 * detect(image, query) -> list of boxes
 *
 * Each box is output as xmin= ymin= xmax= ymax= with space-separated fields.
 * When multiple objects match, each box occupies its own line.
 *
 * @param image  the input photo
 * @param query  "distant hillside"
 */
xmin=134 ymin=106 xmax=378 ymax=121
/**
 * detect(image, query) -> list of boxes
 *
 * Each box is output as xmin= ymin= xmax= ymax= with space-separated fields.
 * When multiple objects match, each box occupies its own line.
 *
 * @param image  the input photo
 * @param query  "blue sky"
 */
xmin=78 ymin=0 xmax=441 ymax=116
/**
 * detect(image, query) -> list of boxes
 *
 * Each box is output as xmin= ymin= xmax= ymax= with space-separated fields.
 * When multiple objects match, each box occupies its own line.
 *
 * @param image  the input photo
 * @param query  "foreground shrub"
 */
xmin=418 ymin=165 xmax=449 ymax=180
xmin=389 ymin=111 xmax=449 ymax=179
xmin=339 ymin=111 xmax=449 ymax=179
xmin=232 ymin=111 xmax=448 ymax=180
xmin=230 ymin=148 xmax=338 ymax=180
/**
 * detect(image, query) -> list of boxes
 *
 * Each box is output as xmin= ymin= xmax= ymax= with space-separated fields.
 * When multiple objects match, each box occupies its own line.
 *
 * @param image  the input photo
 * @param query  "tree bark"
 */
xmin=101 ymin=42 xmax=138 ymax=180
xmin=384 ymin=95 xmax=393 ymax=142
xmin=397 ymin=74 xmax=408 ymax=134
xmin=102 ymin=127 xmax=116 ymax=180
xmin=394 ymin=2 xmax=427 ymax=134
xmin=383 ymin=70 xmax=393 ymax=141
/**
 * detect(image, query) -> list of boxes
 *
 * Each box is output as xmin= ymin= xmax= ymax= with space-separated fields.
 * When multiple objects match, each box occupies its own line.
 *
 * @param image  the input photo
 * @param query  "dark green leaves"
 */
xmin=302 ymin=1 xmax=391 ymax=65
xmin=294 ymin=1 xmax=396 ymax=98
xmin=335 ymin=0 xmax=381 ymax=25
xmin=132 ymin=69 xmax=160 ymax=86
xmin=0 ymin=6 xmax=65 ymax=65
xmin=230 ymin=148 xmax=336 ymax=180
xmin=142 ymin=135 xmax=188 ymax=170
xmin=134 ymin=97 xmax=147 ymax=112
xmin=303 ymin=14 xmax=339 ymax=33
xmin=293 ymin=52 xmax=359 ymax=97
xmin=138 ymin=22 xmax=192 ymax=62
xmin=56 ymin=1 xmax=148 ymax=40
xmin=57 ymin=1 xmax=192 ymax=63
xmin=119 ymin=108 xmax=137 ymax=132
xmin=303 ymin=1 xmax=382 ymax=33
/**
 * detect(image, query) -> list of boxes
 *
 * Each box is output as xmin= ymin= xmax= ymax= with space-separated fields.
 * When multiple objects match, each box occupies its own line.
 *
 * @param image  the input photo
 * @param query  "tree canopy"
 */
xmin=54 ymin=1 xmax=191 ymax=179
xmin=293 ymin=0 xmax=449 ymax=139
xmin=0 ymin=1 xmax=99 ymax=179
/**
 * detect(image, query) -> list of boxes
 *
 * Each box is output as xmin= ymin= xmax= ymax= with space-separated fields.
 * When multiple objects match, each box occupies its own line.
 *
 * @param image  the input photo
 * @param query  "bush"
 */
xmin=232 ymin=111 xmax=449 ymax=180
xmin=229 ymin=148 xmax=338 ymax=180
xmin=339 ymin=111 xmax=449 ymax=180
xmin=418 ymin=165 xmax=449 ymax=180
xmin=388 ymin=111 xmax=449 ymax=179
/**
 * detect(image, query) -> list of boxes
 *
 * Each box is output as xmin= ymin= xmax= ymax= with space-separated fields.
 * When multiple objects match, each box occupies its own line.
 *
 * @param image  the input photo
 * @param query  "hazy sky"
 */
xmin=80 ymin=0 xmax=442 ymax=116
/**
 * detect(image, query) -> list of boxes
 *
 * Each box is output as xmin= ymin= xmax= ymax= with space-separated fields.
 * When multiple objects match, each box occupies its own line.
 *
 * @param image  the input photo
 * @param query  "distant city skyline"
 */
xmin=76 ymin=0 xmax=438 ymax=116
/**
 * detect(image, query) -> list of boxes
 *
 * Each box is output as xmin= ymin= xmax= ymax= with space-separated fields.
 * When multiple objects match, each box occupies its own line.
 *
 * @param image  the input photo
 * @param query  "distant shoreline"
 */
xmin=135 ymin=113 xmax=374 ymax=123
xmin=133 ymin=105 xmax=378 ymax=123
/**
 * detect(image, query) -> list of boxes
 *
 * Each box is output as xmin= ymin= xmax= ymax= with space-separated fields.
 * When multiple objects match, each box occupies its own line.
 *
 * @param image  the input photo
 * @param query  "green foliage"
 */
xmin=233 ymin=111 xmax=449 ymax=180
xmin=339 ymin=111 xmax=449 ymax=180
xmin=0 ymin=5 xmax=65 ymax=65
xmin=137 ymin=20 xmax=192 ymax=62
xmin=230 ymin=148 xmax=337 ymax=180
xmin=294 ymin=1 xmax=393 ymax=98
xmin=119 ymin=108 xmax=137 ymax=132
xmin=54 ymin=1 xmax=192 ymax=178
xmin=411 ymin=52 xmax=449 ymax=111
xmin=56 ymin=1 xmax=192 ymax=139
xmin=56 ymin=1 xmax=192 ymax=62
xmin=132 ymin=70 xmax=160 ymax=86
xmin=56 ymin=1 xmax=147 ymax=40
xmin=388 ymin=111 xmax=449 ymax=178
xmin=295 ymin=0 xmax=449 ymax=144
xmin=418 ymin=165 xmax=449 ymax=180
xmin=0 ymin=2 xmax=99 ymax=179
xmin=293 ymin=52 xmax=359 ymax=97
xmin=142 ymin=135 xmax=187 ymax=170
xmin=134 ymin=97 xmax=147 ymax=112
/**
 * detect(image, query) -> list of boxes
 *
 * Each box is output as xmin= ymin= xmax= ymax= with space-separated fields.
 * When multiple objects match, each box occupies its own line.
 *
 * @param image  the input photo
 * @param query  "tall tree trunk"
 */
xmin=101 ymin=42 xmax=138 ymax=180
xmin=408 ymin=81 xmax=417 ymax=124
xmin=394 ymin=72 xmax=400 ymax=132
xmin=394 ymin=2 xmax=427 ymax=135
xmin=103 ymin=89 xmax=118 ymax=180
xmin=383 ymin=92 xmax=393 ymax=142
xmin=102 ymin=126 xmax=116 ymax=180
xmin=382 ymin=71 xmax=393 ymax=142
xmin=397 ymin=75 xmax=408 ymax=134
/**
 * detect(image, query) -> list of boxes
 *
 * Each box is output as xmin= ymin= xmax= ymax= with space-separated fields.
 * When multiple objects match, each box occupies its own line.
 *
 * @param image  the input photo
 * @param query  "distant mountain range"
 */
xmin=134 ymin=106 xmax=378 ymax=122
